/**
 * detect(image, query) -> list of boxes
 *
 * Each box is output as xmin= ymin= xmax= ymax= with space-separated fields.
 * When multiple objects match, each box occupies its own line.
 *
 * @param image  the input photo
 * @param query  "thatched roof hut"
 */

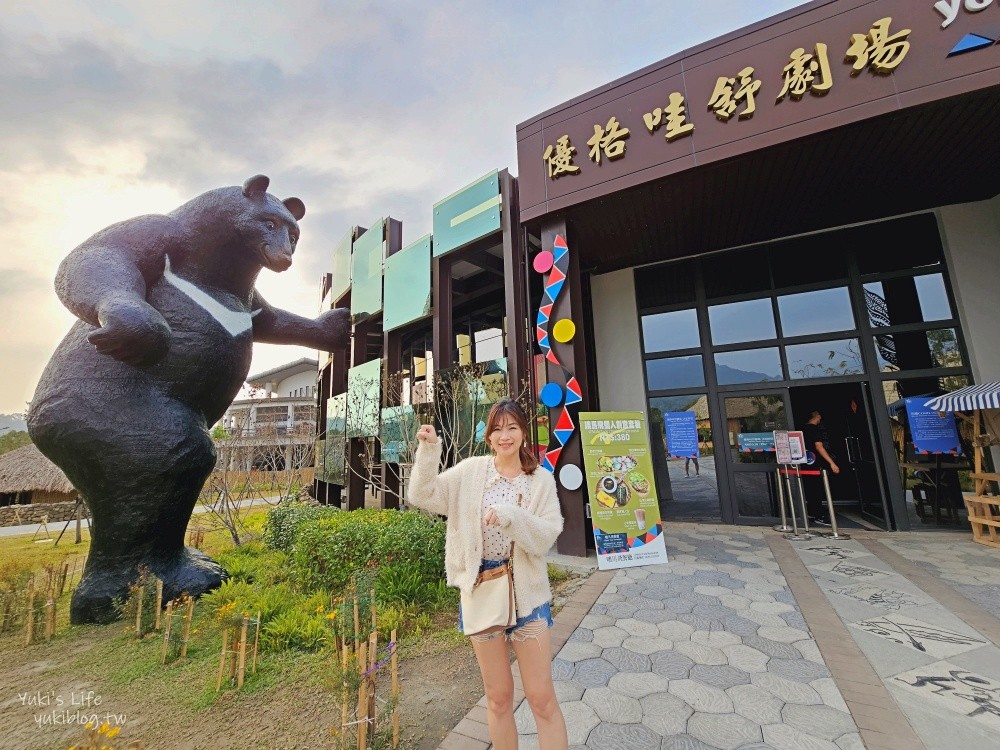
xmin=0 ymin=444 xmax=75 ymax=496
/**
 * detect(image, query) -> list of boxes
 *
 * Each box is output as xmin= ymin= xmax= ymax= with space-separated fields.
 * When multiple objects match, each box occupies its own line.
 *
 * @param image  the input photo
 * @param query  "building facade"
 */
xmin=313 ymin=0 xmax=1000 ymax=555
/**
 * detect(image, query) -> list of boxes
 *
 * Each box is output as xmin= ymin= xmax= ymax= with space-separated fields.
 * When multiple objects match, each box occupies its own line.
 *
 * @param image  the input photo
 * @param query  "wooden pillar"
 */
xmin=540 ymin=217 xmax=590 ymax=556
xmin=432 ymin=254 xmax=453 ymax=374
xmin=500 ymin=170 xmax=529 ymax=399
xmin=381 ymin=331 xmax=402 ymax=509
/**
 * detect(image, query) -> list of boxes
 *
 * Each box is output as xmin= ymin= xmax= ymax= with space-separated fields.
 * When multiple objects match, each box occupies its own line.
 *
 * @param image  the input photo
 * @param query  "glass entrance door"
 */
xmin=717 ymin=390 xmax=790 ymax=522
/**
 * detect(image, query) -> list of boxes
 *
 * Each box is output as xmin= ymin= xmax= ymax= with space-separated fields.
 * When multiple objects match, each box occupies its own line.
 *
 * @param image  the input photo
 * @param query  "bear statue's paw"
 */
xmin=70 ymin=566 xmax=137 ymax=625
xmin=150 ymin=547 xmax=228 ymax=603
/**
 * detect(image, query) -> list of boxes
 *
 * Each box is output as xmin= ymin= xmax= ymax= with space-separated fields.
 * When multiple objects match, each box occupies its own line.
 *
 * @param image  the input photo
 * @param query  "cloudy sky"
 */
xmin=1 ymin=0 xmax=807 ymax=415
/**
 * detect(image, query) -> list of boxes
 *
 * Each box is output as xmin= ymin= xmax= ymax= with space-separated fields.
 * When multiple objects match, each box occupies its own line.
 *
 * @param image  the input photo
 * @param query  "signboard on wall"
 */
xmin=579 ymin=412 xmax=668 ymax=570
xmin=665 ymin=411 xmax=699 ymax=459
xmin=738 ymin=432 xmax=776 ymax=453
xmin=904 ymin=397 xmax=962 ymax=455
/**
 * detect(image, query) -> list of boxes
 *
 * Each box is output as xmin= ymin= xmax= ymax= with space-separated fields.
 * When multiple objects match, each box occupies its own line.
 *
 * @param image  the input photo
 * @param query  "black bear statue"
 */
xmin=28 ymin=175 xmax=351 ymax=624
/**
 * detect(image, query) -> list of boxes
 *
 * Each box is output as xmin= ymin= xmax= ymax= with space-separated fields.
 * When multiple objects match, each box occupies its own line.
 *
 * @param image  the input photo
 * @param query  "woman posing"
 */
xmin=407 ymin=399 xmax=568 ymax=750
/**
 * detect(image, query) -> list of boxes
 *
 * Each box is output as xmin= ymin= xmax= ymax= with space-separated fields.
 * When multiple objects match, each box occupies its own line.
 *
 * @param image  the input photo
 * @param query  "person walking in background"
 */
xmin=685 ymin=454 xmax=700 ymax=477
xmin=407 ymin=399 xmax=568 ymax=750
xmin=803 ymin=410 xmax=840 ymax=526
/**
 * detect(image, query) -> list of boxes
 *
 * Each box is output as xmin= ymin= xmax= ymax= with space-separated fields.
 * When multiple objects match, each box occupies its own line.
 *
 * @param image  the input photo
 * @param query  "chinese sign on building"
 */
xmin=579 ymin=412 xmax=669 ymax=570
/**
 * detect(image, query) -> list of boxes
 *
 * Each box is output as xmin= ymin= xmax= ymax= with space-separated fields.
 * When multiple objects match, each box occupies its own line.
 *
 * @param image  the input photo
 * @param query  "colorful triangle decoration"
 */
xmin=555 ymin=408 xmax=574 ymax=432
xmin=536 ymin=309 xmax=549 ymax=326
xmin=539 ymin=303 xmax=553 ymax=319
xmin=545 ymin=279 xmax=565 ymax=300
xmin=536 ymin=327 xmax=547 ymax=343
xmin=544 ymin=446 xmax=562 ymax=469
xmin=564 ymin=377 xmax=583 ymax=405
xmin=949 ymin=33 xmax=995 ymax=56
xmin=548 ymin=265 xmax=566 ymax=286
xmin=546 ymin=349 xmax=561 ymax=365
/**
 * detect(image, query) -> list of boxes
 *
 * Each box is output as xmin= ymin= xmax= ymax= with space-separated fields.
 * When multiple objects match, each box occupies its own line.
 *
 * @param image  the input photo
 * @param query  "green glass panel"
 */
xmin=318 ymin=394 xmax=347 ymax=484
xmin=351 ymin=220 xmax=384 ymax=321
xmin=330 ymin=229 xmax=353 ymax=303
xmin=384 ymin=235 xmax=432 ymax=332
xmin=347 ymin=359 xmax=381 ymax=438
xmin=432 ymin=171 xmax=501 ymax=257
xmin=379 ymin=404 xmax=433 ymax=464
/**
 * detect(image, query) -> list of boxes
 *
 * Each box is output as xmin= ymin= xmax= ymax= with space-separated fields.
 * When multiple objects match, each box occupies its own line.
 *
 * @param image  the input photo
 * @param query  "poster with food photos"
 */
xmin=579 ymin=412 xmax=668 ymax=570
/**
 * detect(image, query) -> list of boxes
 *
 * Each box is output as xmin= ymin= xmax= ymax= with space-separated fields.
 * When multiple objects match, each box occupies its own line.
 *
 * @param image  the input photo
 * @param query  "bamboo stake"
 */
xmin=135 ymin=583 xmax=144 ymax=636
xmin=44 ymin=592 xmax=55 ymax=641
xmin=216 ymin=627 xmax=229 ymax=691
xmin=353 ymin=594 xmax=360 ymax=645
xmin=370 ymin=589 xmax=376 ymax=635
xmin=341 ymin=644 xmax=349 ymax=750
xmin=154 ymin=580 xmax=164 ymax=631
xmin=251 ymin=610 xmax=261 ymax=673
xmin=368 ymin=630 xmax=377 ymax=728
xmin=180 ymin=598 xmax=195 ymax=660
xmin=357 ymin=640 xmax=368 ymax=750
xmin=391 ymin=629 xmax=399 ymax=748
xmin=25 ymin=590 xmax=35 ymax=646
xmin=237 ymin=615 xmax=249 ymax=689
xmin=59 ymin=563 xmax=69 ymax=597
xmin=161 ymin=601 xmax=173 ymax=665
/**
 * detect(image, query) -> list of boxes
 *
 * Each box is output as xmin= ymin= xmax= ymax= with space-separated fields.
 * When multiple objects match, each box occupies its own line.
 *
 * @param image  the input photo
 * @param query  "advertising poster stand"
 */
xmin=580 ymin=412 xmax=668 ymax=570
xmin=773 ymin=430 xmax=814 ymax=540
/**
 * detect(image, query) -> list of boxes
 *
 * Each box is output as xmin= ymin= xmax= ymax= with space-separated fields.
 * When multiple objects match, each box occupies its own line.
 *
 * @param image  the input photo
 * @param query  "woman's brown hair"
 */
xmin=485 ymin=399 xmax=539 ymax=474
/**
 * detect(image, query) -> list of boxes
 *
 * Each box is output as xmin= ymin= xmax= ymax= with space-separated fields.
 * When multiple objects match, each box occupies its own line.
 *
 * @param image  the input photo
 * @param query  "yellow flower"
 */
xmin=107 ymin=727 xmax=121 ymax=738
xmin=85 ymin=721 xmax=95 ymax=729
xmin=99 ymin=722 xmax=110 ymax=733
xmin=325 ymin=612 xmax=336 ymax=620
xmin=315 ymin=604 xmax=324 ymax=614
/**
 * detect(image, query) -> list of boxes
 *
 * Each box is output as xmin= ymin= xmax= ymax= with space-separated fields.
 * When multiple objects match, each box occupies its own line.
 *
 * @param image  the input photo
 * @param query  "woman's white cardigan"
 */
xmin=406 ymin=440 xmax=564 ymax=617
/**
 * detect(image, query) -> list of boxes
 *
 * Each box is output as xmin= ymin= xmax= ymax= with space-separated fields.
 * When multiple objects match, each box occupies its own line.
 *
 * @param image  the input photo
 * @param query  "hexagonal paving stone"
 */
xmin=742 ymin=611 xmax=790 ymax=629
xmin=749 ymin=601 xmax=795 ymax=615
xmin=561 ymin=700 xmax=601 ymax=746
xmin=636 ymin=609 xmax=682 ymax=624
xmin=552 ymin=657 xmax=575 ymax=681
xmin=688 ymin=713 xmax=763 ymax=750
xmin=555 ymin=679 xmax=587 ymax=703
xmin=602 ymin=646 xmax=652 ymax=673
xmin=782 ymin=704 xmax=857 ymax=741
xmin=617 ymin=618 xmax=660 ymax=637
xmin=676 ymin=613 xmax=724 ymax=631
xmin=609 ymin=671 xmax=669 ymax=698
xmin=668 ymin=678 xmax=735 ymax=713
xmin=810 ymin=678 xmax=848 ymax=712
xmin=515 ymin=701 xmax=537 ymax=734
xmin=695 ymin=585 xmax=735 ymax=597
xmin=835 ymin=733 xmax=865 ymax=750
xmin=570 ymin=628 xmax=595 ymax=643
xmin=792 ymin=639 xmax=823 ymax=663
xmin=623 ymin=636 xmax=674 ymax=655
xmin=780 ymin=612 xmax=808 ymax=631
xmin=720 ymin=594 xmax=752 ymax=611
xmin=674 ymin=641 xmax=729 ymax=666
xmin=637 ymin=691 xmax=692 ymax=736
xmin=665 ymin=598 xmax=697 ymax=614
xmin=574 ymin=657 xmax=618 ymax=687
xmin=586 ymin=722 xmax=662 ymax=750
xmin=592 ymin=626 xmax=628 ymax=648
xmin=762 ymin=723 xmax=840 ymax=750
xmin=635 ymin=596 xmax=666 ymax=610
xmin=583 ymin=687 xmax=643 ymax=723
xmin=756 ymin=626 xmax=810 ymax=644
xmin=743 ymin=635 xmax=801 ymax=660
xmin=581 ymin=614 xmax=616 ymax=629
xmin=691 ymin=630 xmax=743 ymax=648
xmin=658 ymin=620 xmax=695 ymax=641
xmin=659 ymin=733 xmax=723 ymax=750
xmin=606 ymin=602 xmax=642 ymax=618
xmin=751 ymin=673 xmax=822 ymax=705
xmin=559 ymin=641 xmax=605 ymax=662
xmin=727 ymin=683 xmax=784 ymax=725
xmin=723 ymin=645 xmax=770 ymax=673
xmin=722 ymin=615 xmax=762 ymax=638
xmin=651 ymin=649 xmax=696 ymax=679
xmin=690 ymin=664 xmax=752 ymax=689
xmin=766 ymin=658 xmax=830 ymax=683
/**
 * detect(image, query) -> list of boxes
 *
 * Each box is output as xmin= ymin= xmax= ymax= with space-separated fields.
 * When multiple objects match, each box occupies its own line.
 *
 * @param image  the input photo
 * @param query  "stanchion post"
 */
xmin=795 ymin=465 xmax=814 ymax=539
xmin=822 ymin=469 xmax=851 ymax=540
xmin=774 ymin=466 xmax=793 ymax=532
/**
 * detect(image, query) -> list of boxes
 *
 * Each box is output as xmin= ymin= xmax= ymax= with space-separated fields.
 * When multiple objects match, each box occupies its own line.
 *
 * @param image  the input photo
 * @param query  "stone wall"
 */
xmin=0 ymin=500 xmax=86 ymax=527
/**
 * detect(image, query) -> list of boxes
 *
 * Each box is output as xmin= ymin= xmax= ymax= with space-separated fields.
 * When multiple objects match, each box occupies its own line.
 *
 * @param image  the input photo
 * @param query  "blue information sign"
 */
xmin=738 ymin=432 xmax=776 ymax=453
xmin=665 ymin=411 xmax=699 ymax=459
xmin=904 ymin=398 xmax=962 ymax=456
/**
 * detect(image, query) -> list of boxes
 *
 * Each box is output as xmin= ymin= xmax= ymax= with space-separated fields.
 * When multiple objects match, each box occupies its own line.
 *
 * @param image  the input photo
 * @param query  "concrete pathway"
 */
xmin=440 ymin=525 xmax=1000 ymax=750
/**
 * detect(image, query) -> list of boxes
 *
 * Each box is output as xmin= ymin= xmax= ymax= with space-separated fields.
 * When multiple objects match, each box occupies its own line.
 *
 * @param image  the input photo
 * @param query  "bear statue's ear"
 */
xmin=242 ymin=175 xmax=270 ymax=199
xmin=283 ymin=197 xmax=306 ymax=221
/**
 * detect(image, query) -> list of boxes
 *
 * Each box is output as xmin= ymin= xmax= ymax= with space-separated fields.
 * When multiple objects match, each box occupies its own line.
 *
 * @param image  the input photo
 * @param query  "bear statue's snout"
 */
xmin=262 ymin=240 xmax=294 ymax=272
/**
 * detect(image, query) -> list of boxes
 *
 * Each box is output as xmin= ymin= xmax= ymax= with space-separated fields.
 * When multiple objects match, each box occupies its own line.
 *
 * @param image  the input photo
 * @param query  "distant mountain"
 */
xmin=0 ymin=413 xmax=27 ymax=432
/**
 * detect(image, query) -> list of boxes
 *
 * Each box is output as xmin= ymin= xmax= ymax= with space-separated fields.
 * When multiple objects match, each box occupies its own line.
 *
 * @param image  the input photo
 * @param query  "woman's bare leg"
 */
xmin=512 ymin=624 xmax=568 ymax=750
xmin=471 ymin=633 xmax=518 ymax=750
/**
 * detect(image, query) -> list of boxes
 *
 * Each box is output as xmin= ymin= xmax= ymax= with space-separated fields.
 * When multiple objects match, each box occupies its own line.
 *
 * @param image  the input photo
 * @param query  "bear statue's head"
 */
xmin=236 ymin=174 xmax=306 ymax=273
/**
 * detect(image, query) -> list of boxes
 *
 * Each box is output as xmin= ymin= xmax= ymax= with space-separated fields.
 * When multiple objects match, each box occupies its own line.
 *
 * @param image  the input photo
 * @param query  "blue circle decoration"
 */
xmin=540 ymin=383 xmax=564 ymax=408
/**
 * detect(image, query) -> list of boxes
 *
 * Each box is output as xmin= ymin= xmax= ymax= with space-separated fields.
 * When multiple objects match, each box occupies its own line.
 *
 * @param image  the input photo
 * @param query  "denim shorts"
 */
xmin=458 ymin=558 xmax=554 ymax=636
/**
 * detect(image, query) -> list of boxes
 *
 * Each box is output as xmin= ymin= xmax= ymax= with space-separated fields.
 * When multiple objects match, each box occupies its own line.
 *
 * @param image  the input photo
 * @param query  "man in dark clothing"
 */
xmin=802 ymin=410 xmax=840 ymax=525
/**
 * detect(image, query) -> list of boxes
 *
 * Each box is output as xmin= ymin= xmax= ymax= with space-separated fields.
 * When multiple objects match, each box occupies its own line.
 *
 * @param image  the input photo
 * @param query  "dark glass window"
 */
xmin=777 ymin=287 xmax=855 ymax=337
xmin=770 ymin=232 xmax=849 ymax=288
xmin=703 ymin=247 xmax=770 ymax=299
xmin=708 ymin=298 xmax=776 ymax=345
xmin=715 ymin=348 xmax=783 ymax=385
xmin=786 ymin=339 xmax=864 ymax=379
xmin=864 ymin=273 xmax=952 ymax=328
xmin=874 ymin=329 xmax=964 ymax=373
xmin=856 ymin=214 xmax=943 ymax=275
xmin=641 ymin=309 xmax=700 ymax=352
xmin=635 ymin=259 xmax=697 ymax=309
xmin=646 ymin=355 xmax=705 ymax=390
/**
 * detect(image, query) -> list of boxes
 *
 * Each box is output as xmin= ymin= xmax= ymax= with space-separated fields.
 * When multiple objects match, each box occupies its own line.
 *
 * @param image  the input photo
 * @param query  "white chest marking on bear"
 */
xmin=162 ymin=255 xmax=258 ymax=336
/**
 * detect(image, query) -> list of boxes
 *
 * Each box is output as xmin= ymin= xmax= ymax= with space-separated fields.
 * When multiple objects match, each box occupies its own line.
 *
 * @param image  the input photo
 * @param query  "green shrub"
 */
xmin=290 ymin=509 xmax=446 ymax=593
xmin=216 ymin=544 xmax=289 ymax=586
xmin=261 ymin=609 xmax=329 ymax=652
xmin=263 ymin=501 xmax=341 ymax=552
